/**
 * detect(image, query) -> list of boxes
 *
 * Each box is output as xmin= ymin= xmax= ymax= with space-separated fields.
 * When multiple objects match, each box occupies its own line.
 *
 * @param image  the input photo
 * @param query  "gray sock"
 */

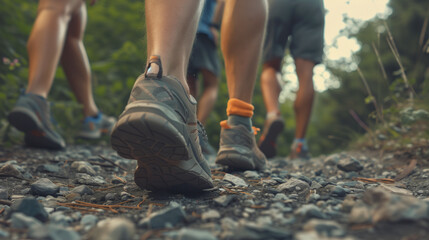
xmin=227 ymin=115 xmax=252 ymax=131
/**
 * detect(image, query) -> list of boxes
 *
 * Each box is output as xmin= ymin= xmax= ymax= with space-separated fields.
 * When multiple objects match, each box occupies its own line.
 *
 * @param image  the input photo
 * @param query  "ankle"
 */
xmin=226 ymin=98 xmax=254 ymax=131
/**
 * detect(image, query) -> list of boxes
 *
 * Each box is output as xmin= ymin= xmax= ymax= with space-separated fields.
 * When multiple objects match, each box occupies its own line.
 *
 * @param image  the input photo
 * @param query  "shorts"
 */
xmin=263 ymin=0 xmax=325 ymax=64
xmin=187 ymin=33 xmax=221 ymax=77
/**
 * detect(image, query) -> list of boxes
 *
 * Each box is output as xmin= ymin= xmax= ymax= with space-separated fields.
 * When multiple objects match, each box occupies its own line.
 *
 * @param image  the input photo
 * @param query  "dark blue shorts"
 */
xmin=263 ymin=0 xmax=325 ymax=64
xmin=188 ymin=33 xmax=221 ymax=77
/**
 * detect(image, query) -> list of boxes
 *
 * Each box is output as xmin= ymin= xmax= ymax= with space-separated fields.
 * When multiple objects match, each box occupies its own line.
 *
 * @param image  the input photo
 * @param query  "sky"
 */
xmin=279 ymin=0 xmax=392 ymax=101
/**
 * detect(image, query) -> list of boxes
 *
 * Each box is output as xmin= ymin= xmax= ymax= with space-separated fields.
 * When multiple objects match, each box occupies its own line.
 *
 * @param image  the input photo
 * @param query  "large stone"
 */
xmin=10 ymin=197 xmax=49 ymax=222
xmin=349 ymin=187 xmax=429 ymax=224
xmin=30 ymin=178 xmax=59 ymax=196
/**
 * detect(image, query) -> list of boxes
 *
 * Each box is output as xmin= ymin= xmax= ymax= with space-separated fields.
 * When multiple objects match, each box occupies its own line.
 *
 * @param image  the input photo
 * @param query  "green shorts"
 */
xmin=263 ymin=0 xmax=325 ymax=64
xmin=187 ymin=33 xmax=221 ymax=77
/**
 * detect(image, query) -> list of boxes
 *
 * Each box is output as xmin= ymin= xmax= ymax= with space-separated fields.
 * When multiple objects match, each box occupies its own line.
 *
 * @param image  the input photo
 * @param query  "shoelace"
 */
xmin=197 ymin=121 xmax=209 ymax=141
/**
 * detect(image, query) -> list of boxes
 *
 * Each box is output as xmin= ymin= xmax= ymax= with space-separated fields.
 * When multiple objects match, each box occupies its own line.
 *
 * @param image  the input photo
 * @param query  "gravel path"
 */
xmin=0 ymin=140 xmax=428 ymax=240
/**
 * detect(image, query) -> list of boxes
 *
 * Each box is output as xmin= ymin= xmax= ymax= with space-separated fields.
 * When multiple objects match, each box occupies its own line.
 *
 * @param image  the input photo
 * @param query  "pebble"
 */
xmin=165 ymin=228 xmax=217 ymax=240
xmin=202 ymin=210 xmax=221 ymax=221
xmin=337 ymin=157 xmax=363 ymax=172
xmin=243 ymin=171 xmax=260 ymax=179
xmin=214 ymin=195 xmax=236 ymax=207
xmin=30 ymin=178 xmax=60 ymax=196
xmin=295 ymin=204 xmax=327 ymax=220
xmin=88 ymin=218 xmax=135 ymax=240
xmin=223 ymin=174 xmax=248 ymax=187
xmin=71 ymin=185 xmax=94 ymax=195
xmin=139 ymin=205 xmax=187 ymax=229
xmin=28 ymin=224 xmax=80 ymax=240
xmin=81 ymin=214 xmax=99 ymax=231
xmin=10 ymin=213 xmax=42 ymax=229
xmin=303 ymin=219 xmax=345 ymax=237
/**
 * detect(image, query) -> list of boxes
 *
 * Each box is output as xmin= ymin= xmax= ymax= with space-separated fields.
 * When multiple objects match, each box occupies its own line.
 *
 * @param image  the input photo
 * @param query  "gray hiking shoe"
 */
xmin=215 ymin=120 xmax=267 ymax=170
xmin=110 ymin=56 xmax=213 ymax=192
xmin=197 ymin=121 xmax=217 ymax=158
xmin=7 ymin=93 xmax=66 ymax=150
xmin=258 ymin=115 xmax=284 ymax=158
xmin=289 ymin=141 xmax=310 ymax=160
xmin=77 ymin=113 xmax=116 ymax=139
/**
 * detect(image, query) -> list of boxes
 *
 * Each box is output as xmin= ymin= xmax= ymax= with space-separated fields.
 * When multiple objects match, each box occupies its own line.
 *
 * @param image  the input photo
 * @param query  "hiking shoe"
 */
xmin=197 ymin=121 xmax=217 ymax=158
xmin=258 ymin=116 xmax=284 ymax=158
xmin=77 ymin=112 xmax=116 ymax=139
xmin=289 ymin=141 xmax=310 ymax=160
xmin=110 ymin=56 xmax=213 ymax=192
xmin=7 ymin=93 xmax=65 ymax=150
xmin=215 ymin=120 xmax=267 ymax=170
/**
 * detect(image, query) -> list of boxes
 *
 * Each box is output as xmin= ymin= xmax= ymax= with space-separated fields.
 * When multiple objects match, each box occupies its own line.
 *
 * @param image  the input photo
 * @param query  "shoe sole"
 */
xmin=216 ymin=150 xmax=255 ymax=170
xmin=111 ymin=110 xmax=213 ymax=192
xmin=8 ymin=107 xmax=64 ymax=150
xmin=258 ymin=119 xmax=284 ymax=158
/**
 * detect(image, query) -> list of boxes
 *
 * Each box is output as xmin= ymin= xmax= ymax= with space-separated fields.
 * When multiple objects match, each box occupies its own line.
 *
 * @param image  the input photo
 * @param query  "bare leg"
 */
xmin=260 ymin=58 xmax=283 ymax=115
xmin=145 ymin=0 xmax=203 ymax=93
xmin=294 ymin=58 xmax=315 ymax=139
xmin=61 ymin=3 xmax=98 ymax=117
xmin=221 ymin=0 xmax=268 ymax=103
xmin=197 ymin=70 xmax=219 ymax=124
xmin=26 ymin=0 xmax=82 ymax=98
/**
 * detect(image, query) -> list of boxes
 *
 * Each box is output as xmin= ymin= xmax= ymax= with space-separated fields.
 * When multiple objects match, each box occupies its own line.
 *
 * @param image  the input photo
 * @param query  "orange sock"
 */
xmin=226 ymin=98 xmax=254 ymax=117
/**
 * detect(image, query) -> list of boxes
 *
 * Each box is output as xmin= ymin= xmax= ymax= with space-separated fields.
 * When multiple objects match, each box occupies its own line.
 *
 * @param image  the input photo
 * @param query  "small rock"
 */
xmin=277 ymin=178 xmax=310 ymax=197
xmin=337 ymin=157 xmax=363 ymax=172
xmin=28 ymin=224 xmax=80 ymax=240
xmin=201 ymin=210 xmax=221 ymax=221
xmin=230 ymin=223 xmax=292 ymax=240
xmin=303 ymin=219 xmax=345 ymax=237
xmin=11 ymin=213 xmax=42 ymax=229
xmin=88 ymin=218 xmax=135 ymax=240
xmin=81 ymin=214 xmax=99 ymax=231
xmin=30 ymin=178 xmax=59 ymax=196
xmin=0 ymin=188 xmax=9 ymax=200
xmin=71 ymin=161 xmax=97 ymax=176
xmin=75 ymin=173 xmax=106 ymax=186
xmin=50 ymin=212 xmax=73 ymax=227
xmin=105 ymin=193 xmax=117 ymax=201
xmin=71 ymin=185 xmax=94 ymax=195
xmin=295 ymin=204 xmax=327 ymax=220
xmin=223 ymin=174 xmax=248 ymax=187
xmin=139 ymin=205 xmax=187 ymax=229
xmin=165 ymin=228 xmax=217 ymax=240
xmin=243 ymin=171 xmax=260 ymax=179
xmin=36 ymin=164 xmax=61 ymax=174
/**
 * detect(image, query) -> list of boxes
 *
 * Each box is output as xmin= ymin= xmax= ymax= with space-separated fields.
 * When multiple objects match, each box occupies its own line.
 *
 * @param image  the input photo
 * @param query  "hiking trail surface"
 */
xmin=0 ymin=123 xmax=428 ymax=240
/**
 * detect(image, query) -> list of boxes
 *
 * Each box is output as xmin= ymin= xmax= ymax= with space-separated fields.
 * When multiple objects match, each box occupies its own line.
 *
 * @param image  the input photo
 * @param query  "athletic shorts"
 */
xmin=263 ymin=0 xmax=325 ymax=64
xmin=187 ymin=33 xmax=221 ymax=77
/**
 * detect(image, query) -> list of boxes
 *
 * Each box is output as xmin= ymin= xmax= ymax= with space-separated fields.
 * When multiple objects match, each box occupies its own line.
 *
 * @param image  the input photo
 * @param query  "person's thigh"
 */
xmin=37 ymin=0 xmax=84 ymax=16
xmin=289 ymin=0 xmax=325 ymax=64
xmin=262 ymin=0 xmax=294 ymax=63
xmin=66 ymin=2 xmax=87 ymax=40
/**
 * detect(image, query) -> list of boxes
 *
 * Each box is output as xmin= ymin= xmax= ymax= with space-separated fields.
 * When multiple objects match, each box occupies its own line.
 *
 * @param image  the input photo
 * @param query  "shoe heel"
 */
xmin=111 ymin=111 xmax=189 ymax=161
